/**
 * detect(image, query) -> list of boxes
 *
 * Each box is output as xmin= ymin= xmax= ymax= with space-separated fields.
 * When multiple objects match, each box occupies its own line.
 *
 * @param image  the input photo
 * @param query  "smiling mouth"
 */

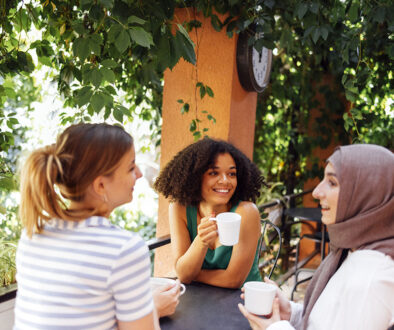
xmin=213 ymin=188 xmax=231 ymax=193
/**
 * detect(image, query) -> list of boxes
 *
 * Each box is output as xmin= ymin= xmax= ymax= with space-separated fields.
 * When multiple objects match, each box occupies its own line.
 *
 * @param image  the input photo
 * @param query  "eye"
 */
xmin=328 ymin=179 xmax=337 ymax=187
xmin=208 ymin=171 xmax=218 ymax=176
xmin=228 ymin=172 xmax=237 ymax=177
xmin=129 ymin=165 xmax=135 ymax=172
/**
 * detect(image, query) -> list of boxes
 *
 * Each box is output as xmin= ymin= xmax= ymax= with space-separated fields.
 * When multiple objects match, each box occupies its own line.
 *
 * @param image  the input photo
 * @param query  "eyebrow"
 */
xmin=326 ymin=172 xmax=337 ymax=177
xmin=209 ymin=165 xmax=236 ymax=169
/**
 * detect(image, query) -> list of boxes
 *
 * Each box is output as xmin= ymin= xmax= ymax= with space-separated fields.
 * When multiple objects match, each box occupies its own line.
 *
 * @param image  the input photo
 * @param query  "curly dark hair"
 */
xmin=154 ymin=138 xmax=265 ymax=206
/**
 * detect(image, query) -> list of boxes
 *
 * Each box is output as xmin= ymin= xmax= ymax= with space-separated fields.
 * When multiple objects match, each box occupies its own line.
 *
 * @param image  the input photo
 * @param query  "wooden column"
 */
xmin=154 ymin=8 xmax=257 ymax=276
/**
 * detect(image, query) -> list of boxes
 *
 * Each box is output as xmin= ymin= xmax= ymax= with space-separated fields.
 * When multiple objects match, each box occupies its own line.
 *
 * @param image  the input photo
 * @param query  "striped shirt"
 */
xmin=13 ymin=216 xmax=154 ymax=330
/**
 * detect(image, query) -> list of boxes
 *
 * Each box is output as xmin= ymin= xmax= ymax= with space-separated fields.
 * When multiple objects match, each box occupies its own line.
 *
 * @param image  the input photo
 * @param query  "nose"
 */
xmin=312 ymin=181 xmax=323 ymax=200
xmin=218 ymin=173 xmax=229 ymax=183
xmin=136 ymin=165 xmax=143 ymax=179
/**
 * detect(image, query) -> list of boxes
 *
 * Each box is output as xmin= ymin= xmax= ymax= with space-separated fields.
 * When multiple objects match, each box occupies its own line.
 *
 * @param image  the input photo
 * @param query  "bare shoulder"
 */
xmin=169 ymin=202 xmax=187 ymax=224
xmin=235 ymin=201 xmax=259 ymax=217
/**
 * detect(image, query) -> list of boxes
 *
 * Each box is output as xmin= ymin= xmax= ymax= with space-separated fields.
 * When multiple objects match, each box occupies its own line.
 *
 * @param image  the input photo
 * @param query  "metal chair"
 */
xmin=258 ymin=219 xmax=282 ymax=279
xmin=283 ymin=207 xmax=329 ymax=300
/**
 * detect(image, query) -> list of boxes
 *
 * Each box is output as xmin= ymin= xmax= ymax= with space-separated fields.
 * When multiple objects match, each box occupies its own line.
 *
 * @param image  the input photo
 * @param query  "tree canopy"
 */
xmin=0 ymin=0 xmax=393 ymax=194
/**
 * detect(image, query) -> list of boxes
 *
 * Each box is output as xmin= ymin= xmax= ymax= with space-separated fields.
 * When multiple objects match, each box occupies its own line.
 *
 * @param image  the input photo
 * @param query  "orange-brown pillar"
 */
xmin=154 ymin=8 xmax=258 ymax=276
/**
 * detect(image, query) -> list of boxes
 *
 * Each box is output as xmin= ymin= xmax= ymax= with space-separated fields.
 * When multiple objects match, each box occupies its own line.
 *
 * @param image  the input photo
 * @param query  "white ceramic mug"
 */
xmin=150 ymin=277 xmax=186 ymax=295
xmin=210 ymin=212 xmax=241 ymax=246
xmin=244 ymin=281 xmax=277 ymax=315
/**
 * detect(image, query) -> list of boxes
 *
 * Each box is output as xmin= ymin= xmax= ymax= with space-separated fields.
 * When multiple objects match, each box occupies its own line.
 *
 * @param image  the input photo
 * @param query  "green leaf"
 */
xmin=90 ymin=68 xmax=103 ymax=87
xmin=199 ymin=85 xmax=206 ymax=99
xmin=189 ymin=119 xmax=197 ymax=132
xmin=193 ymin=131 xmax=202 ymax=140
xmin=105 ymin=85 xmax=117 ymax=95
xmin=75 ymin=86 xmax=93 ymax=107
xmin=73 ymin=37 xmax=90 ymax=61
xmin=91 ymin=92 xmax=105 ymax=112
xmin=113 ymin=108 xmax=124 ymax=122
xmin=348 ymin=3 xmax=359 ymax=23
xmin=207 ymin=114 xmax=216 ymax=124
xmin=128 ymin=27 xmax=153 ymax=48
xmin=309 ymin=3 xmax=319 ymax=14
xmin=71 ymin=21 xmax=85 ymax=35
xmin=128 ymin=16 xmax=146 ymax=25
xmin=98 ymin=0 xmax=114 ymax=9
xmin=101 ymin=59 xmax=117 ymax=68
xmin=0 ymin=176 xmax=15 ymax=190
xmin=115 ymin=29 xmax=131 ymax=53
xmin=211 ymin=15 xmax=222 ymax=32
xmin=108 ymin=24 xmax=123 ymax=43
xmin=296 ymin=3 xmax=308 ymax=19
xmin=206 ymin=86 xmax=214 ymax=97
xmin=312 ymin=27 xmax=320 ymax=44
xmin=320 ymin=26 xmax=329 ymax=40
xmin=100 ymin=67 xmax=115 ymax=83
xmin=373 ymin=7 xmax=386 ymax=24
xmin=177 ymin=99 xmax=184 ymax=104
xmin=89 ymin=37 xmax=101 ymax=56
xmin=181 ymin=103 xmax=190 ymax=114
xmin=4 ymin=88 xmax=16 ymax=98
xmin=175 ymin=31 xmax=196 ymax=64
xmin=176 ymin=24 xmax=193 ymax=46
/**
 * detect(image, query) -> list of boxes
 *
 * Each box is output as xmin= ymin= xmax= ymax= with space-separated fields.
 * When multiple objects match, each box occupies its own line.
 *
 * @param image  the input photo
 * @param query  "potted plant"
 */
xmin=0 ymin=239 xmax=17 ymax=328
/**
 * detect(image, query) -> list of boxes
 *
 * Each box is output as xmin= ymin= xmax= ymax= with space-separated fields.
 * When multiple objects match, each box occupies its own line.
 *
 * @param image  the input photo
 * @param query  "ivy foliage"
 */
xmin=0 ymin=0 xmax=393 ymax=195
xmin=252 ymin=0 xmax=393 ymax=193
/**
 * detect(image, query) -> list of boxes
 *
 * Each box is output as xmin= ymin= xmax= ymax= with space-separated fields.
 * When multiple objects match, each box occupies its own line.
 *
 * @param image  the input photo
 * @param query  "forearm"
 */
xmin=195 ymin=268 xmax=246 ymax=289
xmin=174 ymin=236 xmax=208 ymax=283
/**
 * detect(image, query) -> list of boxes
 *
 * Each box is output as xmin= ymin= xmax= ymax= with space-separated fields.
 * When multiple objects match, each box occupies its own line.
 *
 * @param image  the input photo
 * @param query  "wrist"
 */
xmin=195 ymin=235 xmax=209 ymax=248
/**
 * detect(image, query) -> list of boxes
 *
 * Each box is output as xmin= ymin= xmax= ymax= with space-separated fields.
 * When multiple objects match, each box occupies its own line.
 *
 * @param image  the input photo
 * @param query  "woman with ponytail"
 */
xmin=239 ymin=144 xmax=394 ymax=330
xmin=15 ymin=123 xmax=178 ymax=330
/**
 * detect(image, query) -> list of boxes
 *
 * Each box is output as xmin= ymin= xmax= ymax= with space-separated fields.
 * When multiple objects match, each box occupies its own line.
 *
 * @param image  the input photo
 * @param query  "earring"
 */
xmin=103 ymin=194 xmax=108 ymax=203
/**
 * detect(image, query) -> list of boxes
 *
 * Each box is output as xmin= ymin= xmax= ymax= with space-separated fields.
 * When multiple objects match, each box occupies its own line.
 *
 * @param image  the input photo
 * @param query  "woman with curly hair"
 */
xmin=154 ymin=138 xmax=265 ymax=288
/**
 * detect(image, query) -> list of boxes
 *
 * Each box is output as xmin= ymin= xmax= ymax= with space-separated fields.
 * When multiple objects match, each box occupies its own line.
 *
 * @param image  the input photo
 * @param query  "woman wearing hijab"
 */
xmin=239 ymin=144 xmax=394 ymax=330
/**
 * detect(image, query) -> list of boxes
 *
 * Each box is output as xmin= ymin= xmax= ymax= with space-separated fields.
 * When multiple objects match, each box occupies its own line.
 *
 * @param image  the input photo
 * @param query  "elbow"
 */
xmin=174 ymin=262 xmax=195 ymax=284
xmin=226 ymin=272 xmax=247 ymax=289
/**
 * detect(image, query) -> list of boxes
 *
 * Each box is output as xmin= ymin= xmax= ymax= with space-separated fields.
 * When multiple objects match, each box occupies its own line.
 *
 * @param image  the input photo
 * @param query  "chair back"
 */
xmin=258 ymin=219 xmax=282 ymax=279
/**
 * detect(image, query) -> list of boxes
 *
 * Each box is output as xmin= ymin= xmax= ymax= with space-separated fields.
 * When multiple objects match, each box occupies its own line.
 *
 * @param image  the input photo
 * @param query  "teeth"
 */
xmin=214 ymin=189 xmax=229 ymax=193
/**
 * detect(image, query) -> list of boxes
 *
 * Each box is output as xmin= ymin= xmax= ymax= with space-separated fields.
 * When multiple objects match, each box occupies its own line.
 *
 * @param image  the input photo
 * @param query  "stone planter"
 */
xmin=0 ymin=283 xmax=17 ymax=330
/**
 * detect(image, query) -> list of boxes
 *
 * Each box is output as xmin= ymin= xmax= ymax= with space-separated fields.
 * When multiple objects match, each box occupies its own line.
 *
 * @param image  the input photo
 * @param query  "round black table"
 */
xmin=160 ymin=281 xmax=251 ymax=330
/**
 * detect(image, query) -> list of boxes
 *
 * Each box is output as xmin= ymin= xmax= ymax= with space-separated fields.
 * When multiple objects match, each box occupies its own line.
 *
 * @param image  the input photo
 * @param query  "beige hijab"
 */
xmin=302 ymin=144 xmax=394 ymax=329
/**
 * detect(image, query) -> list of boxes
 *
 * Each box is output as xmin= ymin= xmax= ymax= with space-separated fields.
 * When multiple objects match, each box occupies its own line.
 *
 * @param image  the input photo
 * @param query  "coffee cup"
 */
xmin=210 ymin=212 xmax=241 ymax=246
xmin=150 ymin=277 xmax=186 ymax=295
xmin=244 ymin=281 xmax=277 ymax=315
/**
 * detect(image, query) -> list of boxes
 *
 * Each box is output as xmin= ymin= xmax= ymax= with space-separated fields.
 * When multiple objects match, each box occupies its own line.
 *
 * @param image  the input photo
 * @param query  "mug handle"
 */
xmin=180 ymin=283 xmax=186 ymax=295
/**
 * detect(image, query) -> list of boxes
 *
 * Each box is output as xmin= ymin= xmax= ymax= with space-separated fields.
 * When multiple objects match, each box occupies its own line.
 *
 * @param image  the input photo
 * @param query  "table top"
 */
xmin=160 ymin=281 xmax=250 ymax=330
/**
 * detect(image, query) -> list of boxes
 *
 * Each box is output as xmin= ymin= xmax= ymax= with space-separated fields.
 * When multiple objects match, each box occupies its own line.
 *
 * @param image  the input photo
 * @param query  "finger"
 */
xmin=240 ymin=293 xmax=244 ymax=300
xmin=241 ymin=287 xmax=245 ymax=293
xmin=272 ymin=297 xmax=280 ymax=315
xmin=200 ymin=213 xmax=215 ymax=223
xmin=264 ymin=276 xmax=278 ymax=287
xmin=199 ymin=230 xmax=218 ymax=241
xmin=238 ymin=303 xmax=261 ymax=324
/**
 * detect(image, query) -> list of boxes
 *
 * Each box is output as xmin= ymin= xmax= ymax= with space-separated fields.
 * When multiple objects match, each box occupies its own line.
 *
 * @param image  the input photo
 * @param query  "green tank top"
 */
xmin=186 ymin=201 xmax=262 ymax=287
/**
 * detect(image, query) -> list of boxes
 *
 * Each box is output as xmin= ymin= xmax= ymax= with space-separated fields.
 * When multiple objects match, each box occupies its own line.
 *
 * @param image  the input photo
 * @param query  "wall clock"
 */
xmin=236 ymin=29 xmax=273 ymax=93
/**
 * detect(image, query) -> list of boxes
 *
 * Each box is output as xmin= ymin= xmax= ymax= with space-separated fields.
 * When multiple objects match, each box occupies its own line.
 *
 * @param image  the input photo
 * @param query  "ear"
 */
xmin=92 ymin=175 xmax=106 ymax=198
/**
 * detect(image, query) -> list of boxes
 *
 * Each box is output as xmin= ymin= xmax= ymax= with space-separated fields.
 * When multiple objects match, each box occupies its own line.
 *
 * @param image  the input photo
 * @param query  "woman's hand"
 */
xmin=152 ymin=280 xmax=181 ymax=318
xmin=263 ymin=277 xmax=291 ymax=321
xmin=240 ymin=277 xmax=291 ymax=321
xmin=238 ymin=297 xmax=281 ymax=330
xmin=197 ymin=214 xmax=218 ymax=247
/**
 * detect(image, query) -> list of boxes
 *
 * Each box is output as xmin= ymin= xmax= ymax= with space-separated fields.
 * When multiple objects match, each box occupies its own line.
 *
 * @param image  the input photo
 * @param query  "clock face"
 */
xmin=252 ymin=47 xmax=270 ymax=88
xmin=236 ymin=28 xmax=273 ymax=92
